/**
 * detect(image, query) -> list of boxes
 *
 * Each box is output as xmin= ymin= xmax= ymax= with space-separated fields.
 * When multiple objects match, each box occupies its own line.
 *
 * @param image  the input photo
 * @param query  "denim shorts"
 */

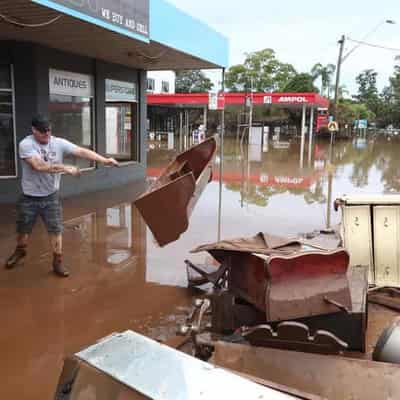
xmin=17 ymin=192 xmax=63 ymax=234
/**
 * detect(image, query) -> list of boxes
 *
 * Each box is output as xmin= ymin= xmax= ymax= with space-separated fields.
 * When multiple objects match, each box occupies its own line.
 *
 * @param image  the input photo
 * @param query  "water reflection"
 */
xmin=147 ymin=134 xmax=400 ymax=242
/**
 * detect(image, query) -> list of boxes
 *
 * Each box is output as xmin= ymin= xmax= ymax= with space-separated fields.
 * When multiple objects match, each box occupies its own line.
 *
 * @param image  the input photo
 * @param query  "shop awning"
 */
xmin=0 ymin=0 xmax=229 ymax=70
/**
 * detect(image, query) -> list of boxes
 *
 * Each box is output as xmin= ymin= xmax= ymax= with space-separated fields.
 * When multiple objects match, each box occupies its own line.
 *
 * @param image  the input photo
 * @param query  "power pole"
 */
xmin=333 ymin=35 xmax=345 ymax=119
xmin=217 ymin=68 xmax=225 ymax=241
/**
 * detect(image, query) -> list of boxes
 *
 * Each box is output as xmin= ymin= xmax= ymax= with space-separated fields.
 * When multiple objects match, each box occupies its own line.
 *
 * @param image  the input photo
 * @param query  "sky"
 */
xmin=168 ymin=0 xmax=400 ymax=95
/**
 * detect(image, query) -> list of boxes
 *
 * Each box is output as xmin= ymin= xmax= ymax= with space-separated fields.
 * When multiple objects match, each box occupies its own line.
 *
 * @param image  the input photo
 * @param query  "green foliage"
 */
xmin=225 ymin=49 xmax=297 ymax=92
xmin=282 ymin=73 xmax=318 ymax=93
xmin=337 ymin=99 xmax=375 ymax=126
xmin=310 ymin=63 xmax=336 ymax=97
xmin=175 ymin=70 xmax=213 ymax=93
xmin=354 ymin=69 xmax=381 ymax=115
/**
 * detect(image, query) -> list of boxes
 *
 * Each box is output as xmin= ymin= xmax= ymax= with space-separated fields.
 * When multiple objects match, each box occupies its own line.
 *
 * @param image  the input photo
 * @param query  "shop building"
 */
xmin=0 ymin=0 xmax=228 ymax=203
xmin=147 ymin=71 xmax=176 ymax=94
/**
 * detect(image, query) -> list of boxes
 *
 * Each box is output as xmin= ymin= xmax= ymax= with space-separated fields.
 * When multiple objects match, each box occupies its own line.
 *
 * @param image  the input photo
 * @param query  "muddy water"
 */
xmin=0 ymin=134 xmax=399 ymax=398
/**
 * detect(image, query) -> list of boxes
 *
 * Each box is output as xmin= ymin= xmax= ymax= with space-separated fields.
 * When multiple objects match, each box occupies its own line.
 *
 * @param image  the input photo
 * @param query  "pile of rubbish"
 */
xmin=54 ymin=140 xmax=400 ymax=400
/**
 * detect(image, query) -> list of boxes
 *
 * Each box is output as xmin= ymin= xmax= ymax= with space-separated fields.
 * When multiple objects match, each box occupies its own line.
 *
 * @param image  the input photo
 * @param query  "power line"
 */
xmin=0 ymin=12 xmax=62 ymax=28
xmin=346 ymin=37 xmax=400 ymax=53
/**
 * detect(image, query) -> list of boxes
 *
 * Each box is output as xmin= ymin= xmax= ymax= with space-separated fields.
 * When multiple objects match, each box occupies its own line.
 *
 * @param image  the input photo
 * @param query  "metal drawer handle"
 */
xmin=384 ymin=217 xmax=389 ymax=228
xmin=354 ymin=217 xmax=360 ymax=227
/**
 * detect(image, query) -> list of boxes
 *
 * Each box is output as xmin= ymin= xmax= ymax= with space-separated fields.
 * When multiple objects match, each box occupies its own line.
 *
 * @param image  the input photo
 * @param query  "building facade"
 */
xmin=0 ymin=0 xmax=228 ymax=203
xmin=147 ymin=71 xmax=176 ymax=94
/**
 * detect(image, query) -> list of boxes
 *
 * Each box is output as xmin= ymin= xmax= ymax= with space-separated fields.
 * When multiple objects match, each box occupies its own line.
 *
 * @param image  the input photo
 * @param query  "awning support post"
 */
xmin=300 ymin=104 xmax=306 ymax=168
xmin=308 ymin=107 xmax=314 ymax=166
xmin=179 ymin=110 xmax=183 ymax=151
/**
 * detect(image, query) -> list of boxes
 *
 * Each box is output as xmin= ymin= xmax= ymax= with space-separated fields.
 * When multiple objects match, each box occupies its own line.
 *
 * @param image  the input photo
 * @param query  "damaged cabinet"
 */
xmin=341 ymin=205 xmax=374 ymax=282
xmin=373 ymin=206 xmax=400 ymax=287
xmin=337 ymin=195 xmax=400 ymax=287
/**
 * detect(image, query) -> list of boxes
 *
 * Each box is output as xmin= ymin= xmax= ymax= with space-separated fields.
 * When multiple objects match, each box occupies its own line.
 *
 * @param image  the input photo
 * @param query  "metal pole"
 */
xmin=179 ymin=110 xmax=183 ymax=151
xmin=300 ymin=104 xmax=306 ymax=168
xmin=185 ymin=109 xmax=189 ymax=148
xmin=326 ymin=171 xmax=333 ymax=230
xmin=203 ymin=105 xmax=208 ymax=132
xmin=333 ymin=35 xmax=345 ymax=120
xmin=248 ymin=77 xmax=254 ymax=143
xmin=217 ymin=68 xmax=225 ymax=241
xmin=308 ymin=107 xmax=314 ymax=165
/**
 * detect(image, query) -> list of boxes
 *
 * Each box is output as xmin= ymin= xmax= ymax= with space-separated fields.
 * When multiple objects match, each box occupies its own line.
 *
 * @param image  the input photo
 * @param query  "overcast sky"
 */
xmin=168 ymin=0 xmax=400 ymax=94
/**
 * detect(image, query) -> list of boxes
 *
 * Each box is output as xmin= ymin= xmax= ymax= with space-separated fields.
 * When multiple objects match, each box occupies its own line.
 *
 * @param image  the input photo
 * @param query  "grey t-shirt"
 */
xmin=19 ymin=135 xmax=78 ymax=197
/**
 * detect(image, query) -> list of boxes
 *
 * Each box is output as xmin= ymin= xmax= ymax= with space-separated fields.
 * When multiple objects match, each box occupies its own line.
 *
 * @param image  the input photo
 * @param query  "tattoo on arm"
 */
xmin=25 ymin=156 xmax=66 ymax=173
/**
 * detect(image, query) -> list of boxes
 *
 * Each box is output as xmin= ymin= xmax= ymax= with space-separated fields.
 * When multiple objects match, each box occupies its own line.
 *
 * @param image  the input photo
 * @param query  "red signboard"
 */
xmin=217 ymin=93 xmax=225 ymax=110
xmin=148 ymin=92 xmax=329 ymax=109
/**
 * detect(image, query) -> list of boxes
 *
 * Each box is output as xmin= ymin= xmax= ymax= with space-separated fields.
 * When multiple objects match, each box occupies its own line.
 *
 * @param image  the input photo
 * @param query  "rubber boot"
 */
xmin=52 ymin=253 xmax=69 ymax=277
xmin=5 ymin=246 xmax=27 ymax=269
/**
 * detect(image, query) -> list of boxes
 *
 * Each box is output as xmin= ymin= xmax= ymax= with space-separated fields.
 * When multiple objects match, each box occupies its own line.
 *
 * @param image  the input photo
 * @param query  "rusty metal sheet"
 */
xmin=211 ymin=342 xmax=400 ymax=400
xmin=228 ymin=249 xmax=352 ymax=322
xmin=135 ymin=137 xmax=216 ymax=247
xmin=266 ymin=250 xmax=352 ymax=321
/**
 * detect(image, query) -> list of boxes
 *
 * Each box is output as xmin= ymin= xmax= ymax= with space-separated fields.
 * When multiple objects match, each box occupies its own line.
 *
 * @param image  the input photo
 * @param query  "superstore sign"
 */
xmin=34 ymin=0 xmax=149 ymax=38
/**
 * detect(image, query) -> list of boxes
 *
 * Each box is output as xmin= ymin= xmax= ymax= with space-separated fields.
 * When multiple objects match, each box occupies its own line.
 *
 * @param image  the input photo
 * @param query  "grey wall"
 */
xmin=0 ymin=41 xmax=147 ymax=203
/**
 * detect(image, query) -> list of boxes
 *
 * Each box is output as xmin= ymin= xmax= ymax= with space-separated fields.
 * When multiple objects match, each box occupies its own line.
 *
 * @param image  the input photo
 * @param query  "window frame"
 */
xmin=105 ymin=101 xmax=139 ymax=164
xmin=0 ymin=64 xmax=17 ymax=179
xmin=161 ymin=80 xmax=170 ymax=93
xmin=146 ymin=78 xmax=155 ymax=92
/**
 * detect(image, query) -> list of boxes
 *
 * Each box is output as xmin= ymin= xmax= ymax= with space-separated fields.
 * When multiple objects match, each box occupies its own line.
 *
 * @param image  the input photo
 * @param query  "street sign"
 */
xmin=356 ymin=119 xmax=368 ymax=129
xmin=328 ymin=121 xmax=339 ymax=132
xmin=209 ymin=92 xmax=225 ymax=110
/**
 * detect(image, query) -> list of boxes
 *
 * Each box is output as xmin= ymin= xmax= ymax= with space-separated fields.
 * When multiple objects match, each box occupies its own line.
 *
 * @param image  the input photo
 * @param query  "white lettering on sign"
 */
xmin=278 ymin=96 xmax=308 ymax=103
xmin=49 ymin=69 xmax=93 ymax=97
xmin=105 ymin=79 xmax=137 ymax=102
xmin=263 ymin=96 xmax=272 ymax=104
xmin=51 ymin=0 xmax=150 ymax=38
xmin=274 ymin=176 xmax=304 ymax=185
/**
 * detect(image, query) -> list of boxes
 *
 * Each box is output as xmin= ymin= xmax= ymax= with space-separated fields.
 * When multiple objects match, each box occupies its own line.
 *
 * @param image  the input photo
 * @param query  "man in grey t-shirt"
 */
xmin=5 ymin=114 xmax=119 ymax=277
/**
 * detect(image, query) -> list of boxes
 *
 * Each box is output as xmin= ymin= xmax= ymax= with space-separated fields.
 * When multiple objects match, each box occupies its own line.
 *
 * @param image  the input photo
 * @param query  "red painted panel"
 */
xmin=147 ymin=92 xmax=330 ymax=108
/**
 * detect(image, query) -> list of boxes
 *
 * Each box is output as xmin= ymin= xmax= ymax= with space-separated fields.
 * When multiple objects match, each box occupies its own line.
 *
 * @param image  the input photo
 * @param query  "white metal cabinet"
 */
xmin=342 ymin=205 xmax=374 ymax=282
xmin=373 ymin=206 xmax=400 ymax=287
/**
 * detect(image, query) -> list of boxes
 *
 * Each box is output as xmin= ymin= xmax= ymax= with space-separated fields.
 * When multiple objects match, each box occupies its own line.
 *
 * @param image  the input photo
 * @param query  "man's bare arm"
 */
xmin=24 ymin=156 xmax=80 ymax=176
xmin=73 ymin=147 xmax=119 ymax=167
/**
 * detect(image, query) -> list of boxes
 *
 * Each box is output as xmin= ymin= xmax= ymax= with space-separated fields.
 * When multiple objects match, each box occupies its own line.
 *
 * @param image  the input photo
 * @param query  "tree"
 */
xmin=311 ymin=63 xmax=336 ymax=97
xmin=354 ymin=69 xmax=380 ymax=116
xmin=336 ymin=98 xmax=375 ymax=127
xmin=281 ymin=73 xmax=318 ymax=93
xmin=175 ymin=70 xmax=213 ymax=93
xmin=225 ymin=49 xmax=297 ymax=92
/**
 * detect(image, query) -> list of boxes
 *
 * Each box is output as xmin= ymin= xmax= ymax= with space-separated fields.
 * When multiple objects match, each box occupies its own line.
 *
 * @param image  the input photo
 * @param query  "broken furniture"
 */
xmin=54 ymin=330 xmax=299 ymax=400
xmin=185 ymin=259 xmax=228 ymax=288
xmin=191 ymin=232 xmax=368 ymax=352
xmin=135 ymin=137 xmax=216 ymax=247
xmin=211 ymin=341 xmax=400 ymax=400
xmin=335 ymin=194 xmax=400 ymax=286
xmin=240 ymin=321 xmax=348 ymax=355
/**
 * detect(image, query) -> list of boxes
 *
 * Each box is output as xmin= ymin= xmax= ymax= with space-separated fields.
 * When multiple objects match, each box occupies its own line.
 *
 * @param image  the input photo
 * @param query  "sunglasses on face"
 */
xmin=37 ymin=128 xmax=51 ymax=134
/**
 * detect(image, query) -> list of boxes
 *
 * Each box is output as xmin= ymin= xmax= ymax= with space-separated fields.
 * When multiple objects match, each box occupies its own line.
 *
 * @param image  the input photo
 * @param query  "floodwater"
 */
xmin=0 ymin=133 xmax=399 ymax=398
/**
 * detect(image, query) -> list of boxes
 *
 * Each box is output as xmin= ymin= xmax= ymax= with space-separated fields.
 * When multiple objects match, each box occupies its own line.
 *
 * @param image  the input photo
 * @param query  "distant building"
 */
xmin=147 ymin=71 xmax=176 ymax=94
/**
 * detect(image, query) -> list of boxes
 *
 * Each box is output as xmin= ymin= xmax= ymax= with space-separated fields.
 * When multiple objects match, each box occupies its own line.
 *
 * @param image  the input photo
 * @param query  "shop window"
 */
xmin=105 ymin=79 xmax=138 ymax=162
xmin=0 ymin=65 xmax=16 ymax=178
xmin=48 ymin=69 xmax=94 ymax=169
xmin=161 ymin=81 xmax=170 ymax=93
xmin=147 ymin=78 xmax=155 ymax=92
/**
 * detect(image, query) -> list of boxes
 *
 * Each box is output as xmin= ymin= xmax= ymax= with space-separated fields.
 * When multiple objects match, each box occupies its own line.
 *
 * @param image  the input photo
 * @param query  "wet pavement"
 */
xmin=1 ymin=133 xmax=400 ymax=398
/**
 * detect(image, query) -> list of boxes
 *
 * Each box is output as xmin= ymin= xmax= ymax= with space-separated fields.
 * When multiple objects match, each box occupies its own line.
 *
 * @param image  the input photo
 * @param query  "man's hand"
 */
xmin=103 ymin=157 xmax=119 ymax=167
xmin=64 ymin=165 xmax=81 ymax=177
